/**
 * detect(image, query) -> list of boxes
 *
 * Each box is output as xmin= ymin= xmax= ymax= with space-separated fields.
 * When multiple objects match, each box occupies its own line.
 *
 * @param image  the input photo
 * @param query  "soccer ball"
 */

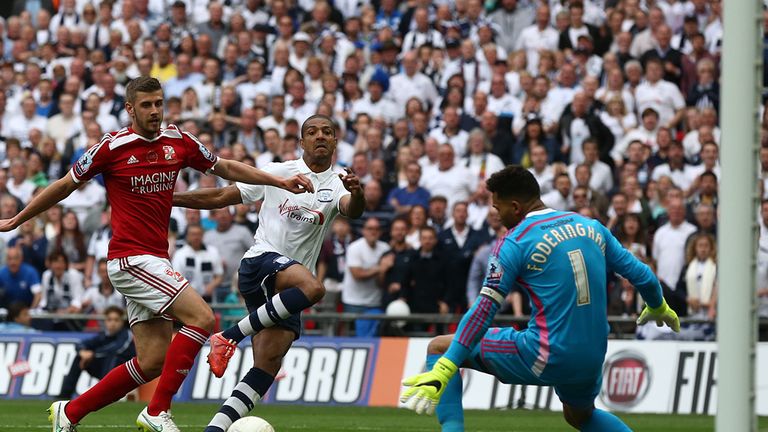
xmin=229 ymin=416 xmax=275 ymax=432
xmin=385 ymin=299 xmax=411 ymax=328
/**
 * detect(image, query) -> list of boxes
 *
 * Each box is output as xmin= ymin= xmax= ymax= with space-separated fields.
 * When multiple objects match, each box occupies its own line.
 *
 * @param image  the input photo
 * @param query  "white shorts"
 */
xmin=107 ymin=255 xmax=190 ymax=326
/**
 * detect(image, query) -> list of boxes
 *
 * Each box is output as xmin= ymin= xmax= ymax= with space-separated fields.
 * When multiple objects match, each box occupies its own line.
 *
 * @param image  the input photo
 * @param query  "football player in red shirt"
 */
xmin=0 ymin=76 xmax=313 ymax=432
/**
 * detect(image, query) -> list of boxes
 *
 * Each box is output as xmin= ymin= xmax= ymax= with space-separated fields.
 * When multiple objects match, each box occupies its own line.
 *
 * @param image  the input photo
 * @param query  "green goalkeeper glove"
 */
xmin=400 ymin=357 xmax=458 ymax=415
xmin=637 ymin=299 xmax=681 ymax=332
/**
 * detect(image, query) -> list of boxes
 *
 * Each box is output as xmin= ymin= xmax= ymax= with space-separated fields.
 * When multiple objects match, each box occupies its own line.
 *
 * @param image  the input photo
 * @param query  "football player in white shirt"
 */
xmin=172 ymin=115 xmax=364 ymax=432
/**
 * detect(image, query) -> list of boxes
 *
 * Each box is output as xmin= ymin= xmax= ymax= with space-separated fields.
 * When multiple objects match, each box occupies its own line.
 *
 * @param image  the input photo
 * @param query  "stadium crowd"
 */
xmin=0 ymin=0 xmax=761 ymax=340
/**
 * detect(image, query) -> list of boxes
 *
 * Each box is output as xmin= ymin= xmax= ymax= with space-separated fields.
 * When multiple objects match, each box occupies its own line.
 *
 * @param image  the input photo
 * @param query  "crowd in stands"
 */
xmin=0 ymin=0 xmax=762 ymax=340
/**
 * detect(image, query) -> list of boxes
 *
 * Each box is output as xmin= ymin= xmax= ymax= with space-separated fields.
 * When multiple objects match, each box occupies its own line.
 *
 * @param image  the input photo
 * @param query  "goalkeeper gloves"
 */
xmin=399 ymin=357 xmax=458 ymax=415
xmin=637 ymin=299 xmax=681 ymax=332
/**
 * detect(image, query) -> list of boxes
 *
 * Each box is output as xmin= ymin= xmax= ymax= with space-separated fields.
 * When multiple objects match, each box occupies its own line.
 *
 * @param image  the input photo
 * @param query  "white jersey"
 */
xmin=237 ymin=158 xmax=350 ymax=272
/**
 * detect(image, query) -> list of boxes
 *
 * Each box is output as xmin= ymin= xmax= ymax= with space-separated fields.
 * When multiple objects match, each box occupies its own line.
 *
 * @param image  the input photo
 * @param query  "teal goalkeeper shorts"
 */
xmin=464 ymin=327 xmax=602 ymax=409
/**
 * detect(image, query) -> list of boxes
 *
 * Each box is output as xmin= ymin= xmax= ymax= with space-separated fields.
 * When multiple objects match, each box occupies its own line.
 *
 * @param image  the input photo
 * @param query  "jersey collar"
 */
xmin=297 ymin=157 xmax=335 ymax=180
xmin=526 ymin=208 xmax=556 ymax=218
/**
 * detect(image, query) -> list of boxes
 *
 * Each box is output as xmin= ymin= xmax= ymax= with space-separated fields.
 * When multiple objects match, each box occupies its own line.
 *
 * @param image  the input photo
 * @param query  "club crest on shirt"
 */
xmin=163 ymin=145 xmax=176 ymax=161
xmin=317 ymin=188 xmax=333 ymax=202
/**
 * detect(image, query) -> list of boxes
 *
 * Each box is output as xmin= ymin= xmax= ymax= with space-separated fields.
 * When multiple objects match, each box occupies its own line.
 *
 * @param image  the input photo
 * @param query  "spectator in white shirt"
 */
xmin=163 ymin=53 xmax=204 ymax=99
xmin=462 ymin=128 xmax=505 ymax=182
xmin=542 ymin=172 xmax=573 ymax=211
xmin=388 ymin=50 xmax=438 ymax=114
xmin=653 ymin=197 xmax=697 ymax=313
xmin=486 ymin=73 xmax=522 ymax=119
xmin=568 ymin=139 xmax=613 ymax=194
xmin=516 ymin=4 xmax=559 ymax=75
xmin=171 ymin=224 xmax=224 ymax=303
xmin=401 ymin=7 xmax=445 ymax=52
xmin=651 ymin=140 xmax=698 ymax=191
xmin=612 ymin=107 xmax=660 ymax=166
xmin=420 ymin=144 xmax=477 ymax=211
xmin=528 ymin=144 xmax=557 ymax=195
xmin=429 ymin=106 xmax=469 ymax=157
xmin=80 ymin=258 xmax=125 ymax=315
xmin=37 ymin=251 xmax=84 ymax=313
xmin=634 ymin=57 xmax=685 ymax=129
xmin=6 ymin=158 xmax=36 ymax=205
xmin=351 ymin=70 xmax=399 ymax=125
xmin=3 ymin=96 xmax=47 ymax=148
xmin=258 ymin=95 xmax=287 ymax=138
xmin=235 ymin=59 xmax=273 ymax=109
xmin=341 ymin=217 xmax=390 ymax=337
xmin=46 ymin=94 xmax=83 ymax=153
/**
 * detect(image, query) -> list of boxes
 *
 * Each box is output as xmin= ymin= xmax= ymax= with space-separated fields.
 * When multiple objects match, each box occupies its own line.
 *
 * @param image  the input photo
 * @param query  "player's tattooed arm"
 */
xmin=173 ymin=184 xmax=243 ymax=210
xmin=339 ymin=168 xmax=365 ymax=219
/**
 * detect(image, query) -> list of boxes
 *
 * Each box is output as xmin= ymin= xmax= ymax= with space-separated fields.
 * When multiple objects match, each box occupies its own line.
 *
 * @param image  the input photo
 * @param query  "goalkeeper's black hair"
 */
xmin=486 ymin=165 xmax=541 ymax=202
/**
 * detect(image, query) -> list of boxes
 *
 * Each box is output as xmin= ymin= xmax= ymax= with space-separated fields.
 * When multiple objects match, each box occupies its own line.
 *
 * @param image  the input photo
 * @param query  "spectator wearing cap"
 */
xmin=557 ymin=1 xmax=601 ymax=54
xmin=389 ymin=51 xmax=438 ymax=114
xmin=573 ymin=34 xmax=603 ymax=78
xmin=351 ymin=69 xmax=399 ymax=125
xmin=516 ymin=4 xmax=559 ymax=75
xmin=613 ymin=107 xmax=661 ymax=166
xmin=402 ymin=7 xmax=445 ymax=52
xmin=289 ymin=32 xmax=312 ymax=73
xmin=640 ymin=24 xmax=684 ymax=86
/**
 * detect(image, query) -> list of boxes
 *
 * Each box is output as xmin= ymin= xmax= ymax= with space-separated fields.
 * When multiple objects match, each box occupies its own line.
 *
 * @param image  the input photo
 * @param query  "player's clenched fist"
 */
xmin=339 ymin=168 xmax=362 ymax=195
xmin=400 ymin=357 xmax=458 ymax=415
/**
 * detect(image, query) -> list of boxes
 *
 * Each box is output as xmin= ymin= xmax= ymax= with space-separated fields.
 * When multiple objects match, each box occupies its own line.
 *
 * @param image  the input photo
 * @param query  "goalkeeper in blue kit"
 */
xmin=400 ymin=166 xmax=680 ymax=431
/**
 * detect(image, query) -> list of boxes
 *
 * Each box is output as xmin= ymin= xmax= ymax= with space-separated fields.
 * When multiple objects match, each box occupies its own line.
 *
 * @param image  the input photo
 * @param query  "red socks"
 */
xmin=66 ymin=357 xmax=148 ymax=423
xmin=147 ymin=325 xmax=209 ymax=415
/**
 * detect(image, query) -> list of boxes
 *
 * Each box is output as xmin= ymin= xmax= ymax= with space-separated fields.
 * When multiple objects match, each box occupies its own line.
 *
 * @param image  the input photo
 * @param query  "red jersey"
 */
xmin=70 ymin=124 xmax=217 ymax=260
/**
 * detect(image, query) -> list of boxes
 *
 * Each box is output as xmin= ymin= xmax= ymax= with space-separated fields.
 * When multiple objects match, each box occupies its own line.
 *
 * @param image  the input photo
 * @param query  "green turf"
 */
xmin=3 ymin=400 xmax=767 ymax=431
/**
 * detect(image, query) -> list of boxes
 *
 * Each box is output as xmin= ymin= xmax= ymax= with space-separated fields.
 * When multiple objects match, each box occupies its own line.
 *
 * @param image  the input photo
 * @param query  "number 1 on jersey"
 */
xmin=568 ymin=249 xmax=591 ymax=306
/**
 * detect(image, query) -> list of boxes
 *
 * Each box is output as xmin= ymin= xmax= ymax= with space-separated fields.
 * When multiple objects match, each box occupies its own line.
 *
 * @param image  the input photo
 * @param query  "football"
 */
xmin=228 ymin=416 xmax=275 ymax=432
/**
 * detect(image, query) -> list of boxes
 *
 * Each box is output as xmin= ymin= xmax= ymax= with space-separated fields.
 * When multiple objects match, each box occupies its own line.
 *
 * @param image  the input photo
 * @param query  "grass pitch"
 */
xmin=2 ymin=400 xmax=767 ymax=431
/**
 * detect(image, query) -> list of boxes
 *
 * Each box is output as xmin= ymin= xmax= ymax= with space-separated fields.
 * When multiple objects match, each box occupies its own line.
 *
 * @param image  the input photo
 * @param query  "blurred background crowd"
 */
xmin=0 ymin=0 xmax=762 ymax=340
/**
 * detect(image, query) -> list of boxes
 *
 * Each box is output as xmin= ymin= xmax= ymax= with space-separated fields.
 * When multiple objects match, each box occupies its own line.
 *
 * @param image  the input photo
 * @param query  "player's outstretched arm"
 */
xmin=213 ymin=158 xmax=314 ymax=194
xmin=0 ymin=174 xmax=79 ymax=232
xmin=173 ymin=184 xmax=243 ymax=210
xmin=600 ymin=223 xmax=680 ymax=332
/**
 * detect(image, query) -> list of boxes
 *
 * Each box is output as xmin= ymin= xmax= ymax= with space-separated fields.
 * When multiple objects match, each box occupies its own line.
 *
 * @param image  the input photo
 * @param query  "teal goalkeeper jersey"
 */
xmin=445 ymin=208 xmax=664 ymax=381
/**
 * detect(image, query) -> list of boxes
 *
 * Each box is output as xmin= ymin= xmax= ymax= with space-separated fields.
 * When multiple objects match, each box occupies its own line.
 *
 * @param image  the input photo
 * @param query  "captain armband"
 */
xmin=479 ymin=286 xmax=505 ymax=305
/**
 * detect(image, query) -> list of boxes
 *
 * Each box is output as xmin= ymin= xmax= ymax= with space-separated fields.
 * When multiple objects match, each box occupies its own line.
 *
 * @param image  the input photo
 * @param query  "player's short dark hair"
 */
xmin=125 ymin=76 xmax=162 ymax=104
xmin=301 ymin=114 xmax=337 ymax=138
xmin=486 ymin=165 xmax=541 ymax=202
